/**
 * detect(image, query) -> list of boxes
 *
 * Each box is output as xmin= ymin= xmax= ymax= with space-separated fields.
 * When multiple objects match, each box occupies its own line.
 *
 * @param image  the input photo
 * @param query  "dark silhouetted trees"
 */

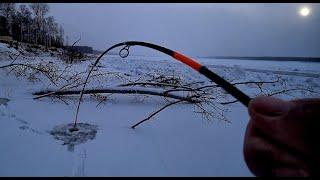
xmin=0 ymin=3 xmax=64 ymax=47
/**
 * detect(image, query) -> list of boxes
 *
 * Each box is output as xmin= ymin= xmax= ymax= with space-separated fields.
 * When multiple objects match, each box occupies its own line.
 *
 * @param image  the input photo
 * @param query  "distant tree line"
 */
xmin=0 ymin=3 xmax=64 ymax=48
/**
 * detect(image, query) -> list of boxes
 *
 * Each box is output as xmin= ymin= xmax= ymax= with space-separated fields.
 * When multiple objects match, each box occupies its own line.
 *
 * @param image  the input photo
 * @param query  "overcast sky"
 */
xmin=49 ymin=3 xmax=320 ymax=57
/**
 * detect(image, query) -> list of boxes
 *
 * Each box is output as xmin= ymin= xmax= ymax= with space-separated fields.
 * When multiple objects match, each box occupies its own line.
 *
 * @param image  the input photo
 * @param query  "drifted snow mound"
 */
xmin=49 ymin=123 xmax=98 ymax=152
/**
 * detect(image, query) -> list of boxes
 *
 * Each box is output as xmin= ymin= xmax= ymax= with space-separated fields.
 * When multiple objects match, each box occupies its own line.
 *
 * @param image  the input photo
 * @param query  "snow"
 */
xmin=197 ymin=57 xmax=320 ymax=74
xmin=0 ymin=42 xmax=319 ymax=176
xmin=0 ymin=43 xmax=19 ymax=56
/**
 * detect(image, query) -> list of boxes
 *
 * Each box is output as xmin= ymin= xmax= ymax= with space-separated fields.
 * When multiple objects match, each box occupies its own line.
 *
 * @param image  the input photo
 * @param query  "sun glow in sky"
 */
xmin=299 ymin=7 xmax=311 ymax=17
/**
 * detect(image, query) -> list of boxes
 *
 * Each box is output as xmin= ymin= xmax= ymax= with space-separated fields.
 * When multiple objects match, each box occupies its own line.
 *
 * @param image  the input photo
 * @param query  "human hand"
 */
xmin=243 ymin=96 xmax=320 ymax=177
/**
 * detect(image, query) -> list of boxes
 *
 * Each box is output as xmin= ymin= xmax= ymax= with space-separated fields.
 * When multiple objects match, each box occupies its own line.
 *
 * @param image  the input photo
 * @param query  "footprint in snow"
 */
xmin=0 ymin=98 xmax=43 ymax=135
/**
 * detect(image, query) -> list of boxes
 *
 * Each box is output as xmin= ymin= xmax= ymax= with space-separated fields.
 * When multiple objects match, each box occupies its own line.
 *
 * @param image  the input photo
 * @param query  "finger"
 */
xmin=272 ymin=167 xmax=310 ymax=177
xmin=248 ymin=96 xmax=290 ymax=117
xmin=244 ymin=126 xmax=309 ymax=176
xmin=280 ymin=98 xmax=320 ymax=154
xmin=244 ymin=135 xmax=308 ymax=167
xmin=290 ymin=98 xmax=320 ymax=122
xmin=249 ymin=97 xmax=320 ymax=154
xmin=243 ymin=134 xmax=273 ymax=176
xmin=245 ymin=120 xmax=309 ymax=168
xmin=247 ymin=96 xmax=291 ymax=137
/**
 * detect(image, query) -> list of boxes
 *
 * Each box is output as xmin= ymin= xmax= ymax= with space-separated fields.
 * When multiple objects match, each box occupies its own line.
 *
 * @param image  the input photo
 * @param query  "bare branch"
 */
xmin=220 ymin=88 xmax=320 ymax=105
xmin=0 ymin=63 xmax=59 ymax=86
xmin=118 ymin=82 xmax=193 ymax=90
xmin=131 ymin=99 xmax=184 ymax=129
xmin=219 ymin=100 xmax=238 ymax=105
xmin=267 ymin=88 xmax=320 ymax=96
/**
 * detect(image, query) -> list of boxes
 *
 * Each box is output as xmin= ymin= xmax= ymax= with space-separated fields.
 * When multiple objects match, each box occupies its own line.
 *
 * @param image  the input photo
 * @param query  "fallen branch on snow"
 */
xmin=32 ymin=87 xmax=201 ymax=103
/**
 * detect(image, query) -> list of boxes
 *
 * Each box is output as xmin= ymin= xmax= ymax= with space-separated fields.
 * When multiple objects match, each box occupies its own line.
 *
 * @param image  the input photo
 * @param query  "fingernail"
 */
xmin=249 ymin=96 xmax=289 ymax=117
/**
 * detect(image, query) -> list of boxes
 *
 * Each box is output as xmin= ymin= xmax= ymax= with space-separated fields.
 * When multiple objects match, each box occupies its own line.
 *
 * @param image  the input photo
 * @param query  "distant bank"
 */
xmin=63 ymin=45 xmax=104 ymax=55
xmin=73 ymin=48 xmax=320 ymax=63
xmin=206 ymin=56 xmax=320 ymax=63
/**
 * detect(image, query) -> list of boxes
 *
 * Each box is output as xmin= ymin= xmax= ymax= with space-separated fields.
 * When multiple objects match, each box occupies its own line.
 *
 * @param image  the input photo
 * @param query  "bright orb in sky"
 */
xmin=299 ymin=7 xmax=311 ymax=17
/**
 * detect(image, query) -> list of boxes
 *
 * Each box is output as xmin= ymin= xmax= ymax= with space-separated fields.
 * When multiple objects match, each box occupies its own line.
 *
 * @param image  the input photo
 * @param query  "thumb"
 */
xmin=249 ymin=96 xmax=290 ymax=118
xmin=248 ymin=96 xmax=290 ymax=133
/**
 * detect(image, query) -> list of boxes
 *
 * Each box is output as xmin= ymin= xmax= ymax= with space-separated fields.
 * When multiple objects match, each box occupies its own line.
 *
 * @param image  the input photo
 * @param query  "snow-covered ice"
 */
xmin=0 ymin=43 xmax=319 ymax=176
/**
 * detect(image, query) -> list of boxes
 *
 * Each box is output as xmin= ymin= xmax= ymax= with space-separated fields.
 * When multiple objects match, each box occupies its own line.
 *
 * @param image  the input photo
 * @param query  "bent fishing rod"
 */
xmin=72 ymin=41 xmax=251 ymax=130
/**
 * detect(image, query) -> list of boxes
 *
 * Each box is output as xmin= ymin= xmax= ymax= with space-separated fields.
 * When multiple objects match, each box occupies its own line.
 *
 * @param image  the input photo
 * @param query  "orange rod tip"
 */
xmin=173 ymin=52 xmax=202 ymax=71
